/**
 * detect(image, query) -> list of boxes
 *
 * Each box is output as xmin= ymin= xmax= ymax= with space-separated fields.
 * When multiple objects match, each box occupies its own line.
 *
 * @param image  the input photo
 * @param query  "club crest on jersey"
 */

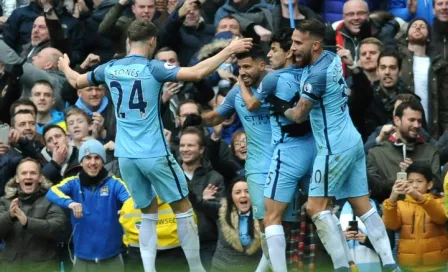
xmin=100 ymin=186 xmax=109 ymax=196
xmin=304 ymin=83 xmax=312 ymax=93
xmin=164 ymin=63 xmax=176 ymax=70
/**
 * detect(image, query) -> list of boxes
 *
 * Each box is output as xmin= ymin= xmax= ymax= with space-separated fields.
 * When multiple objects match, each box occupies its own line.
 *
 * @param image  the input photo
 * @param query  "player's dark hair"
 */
xmin=394 ymin=100 xmax=424 ymax=119
xmin=396 ymin=93 xmax=420 ymax=104
xmin=127 ymin=19 xmax=159 ymax=42
xmin=295 ymin=19 xmax=326 ymax=41
xmin=180 ymin=126 xmax=205 ymax=148
xmin=271 ymin=28 xmax=294 ymax=52
xmin=177 ymin=99 xmax=202 ymax=116
xmin=236 ymin=44 xmax=266 ymax=61
xmin=406 ymin=162 xmax=433 ymax=183
xmin=11 ymin=109 xmax=35 ymax=127
xmin=42 ymin=124 xmax=66 ymax=144
xmin=377 ymin=50 xmax=402 ymax=71
xmin=224 ymin=177 xmax=254 ymax=239
xmin=9 ymin=98 xmax=37 ymax=118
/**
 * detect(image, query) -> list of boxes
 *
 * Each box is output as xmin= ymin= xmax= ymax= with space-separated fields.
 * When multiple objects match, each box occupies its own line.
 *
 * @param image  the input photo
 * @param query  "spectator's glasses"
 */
xmin=234 ymin=140 xmax=247 ymax=147
xmin=344 ymin=11 xmax=368 ymax=18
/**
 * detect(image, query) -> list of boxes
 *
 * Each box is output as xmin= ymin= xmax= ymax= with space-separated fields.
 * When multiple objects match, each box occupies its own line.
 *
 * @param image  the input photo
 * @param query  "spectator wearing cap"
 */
xmin=46 ymin=139 xmax=130 ymax=272
xmin=159 ymin=0 xmax=216 ymax=66
xmin=0 ymin=158 xmax=67 ymax=272
xmin=98 ymin=0 xmax=169 ymax=57
xmin=398 ymin=17 xmax=448 ymax=139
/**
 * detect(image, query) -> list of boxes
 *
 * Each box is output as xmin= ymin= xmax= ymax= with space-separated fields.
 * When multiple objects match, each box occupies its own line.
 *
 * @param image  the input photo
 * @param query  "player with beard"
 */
xmin=201 ymin=46 xmax=272 ymax=272
xmin=284 ymin=19 xmax=399 ymax=272
xmin=238 ymin=30 xmax=316 ymax=271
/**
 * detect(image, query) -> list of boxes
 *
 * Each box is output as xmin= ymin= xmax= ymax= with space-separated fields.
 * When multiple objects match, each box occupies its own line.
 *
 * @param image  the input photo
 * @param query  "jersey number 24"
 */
xmin=111 ymin=80 xmax=148 ymax=118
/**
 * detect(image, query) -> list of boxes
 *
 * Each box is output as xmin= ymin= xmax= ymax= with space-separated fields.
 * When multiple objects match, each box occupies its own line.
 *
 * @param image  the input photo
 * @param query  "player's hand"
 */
xmin=69 ymin=202 xmax=83 ymax=218
xmin=203 ymin=184 xmax=218 ymax=200
xmin=253 ymin=25 xmax=272 ymax=42
xmin=53 ymin=145 xmax=68 ymax=165
xmin=58 ymin=54 xmax=71 ymax=72
xmin=183 ymin=114 xmax=202 ymax=129
xmin=399 ymin=158 xmax=413 ymax=172
xmin=80 ymin=54 xmax=100 ymax=70
xmin=284 ymin=108 xmax=299 ymax=123
xmin=227 ymin=37 xmax=253 ymax=55
xmin=376 ymin=124 xmax=395 ymax=144
xmin=336 ymin=45 xmax=354 ymax=66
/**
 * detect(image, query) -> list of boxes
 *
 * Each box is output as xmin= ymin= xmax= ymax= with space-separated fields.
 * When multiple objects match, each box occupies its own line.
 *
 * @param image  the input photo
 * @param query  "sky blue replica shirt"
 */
xmin=216 ymin=85 xmax=272 ymax=175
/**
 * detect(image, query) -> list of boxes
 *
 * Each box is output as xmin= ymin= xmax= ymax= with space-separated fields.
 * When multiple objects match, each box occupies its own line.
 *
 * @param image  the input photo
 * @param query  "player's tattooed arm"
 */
xmin=201 ymin=110 xmax=225 ymax=127
xmin=284 ymin=98 xmax=313 ymax=124
xmin=239 ymin=76 xmax=261 ymax=112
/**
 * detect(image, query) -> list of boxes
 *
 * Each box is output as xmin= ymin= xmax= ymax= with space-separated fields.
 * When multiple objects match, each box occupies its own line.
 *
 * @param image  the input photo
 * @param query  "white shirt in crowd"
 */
xmin=413 ymin=56 xmax=430 ymax=122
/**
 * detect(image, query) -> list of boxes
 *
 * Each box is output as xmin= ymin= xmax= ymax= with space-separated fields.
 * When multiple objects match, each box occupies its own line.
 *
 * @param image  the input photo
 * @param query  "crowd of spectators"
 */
xmin=2 ymin=0 xmax=448 ymax=271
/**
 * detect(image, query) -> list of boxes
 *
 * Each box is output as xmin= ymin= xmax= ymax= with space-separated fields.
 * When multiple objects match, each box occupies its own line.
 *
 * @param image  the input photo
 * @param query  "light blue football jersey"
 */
xmin=299 ymin=51 xmax=361 ymax=155
xmin=254 ymin=66 xmax=308 ymax=147
xmin=216 ymin=85 xmax=272 ymax=177
xmin=87 ymin=54 xmax=180 ymax=158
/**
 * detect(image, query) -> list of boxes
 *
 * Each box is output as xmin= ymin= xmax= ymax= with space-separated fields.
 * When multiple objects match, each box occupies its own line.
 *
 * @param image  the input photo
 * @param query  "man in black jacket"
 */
xmin=0 ymin=158 xmax=67 ymax=272
xmin=179 ymin=126 xmax=224 ymax=270
xmin=0 ymin=110 xmax=43 ymax=197
xmin=40 ymin=124 xmax=81 ymax=183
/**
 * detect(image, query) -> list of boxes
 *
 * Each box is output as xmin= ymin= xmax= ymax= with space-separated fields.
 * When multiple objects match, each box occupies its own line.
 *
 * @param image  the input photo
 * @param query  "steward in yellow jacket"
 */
xmin=119 ymin=197 xmax=197 ymax=250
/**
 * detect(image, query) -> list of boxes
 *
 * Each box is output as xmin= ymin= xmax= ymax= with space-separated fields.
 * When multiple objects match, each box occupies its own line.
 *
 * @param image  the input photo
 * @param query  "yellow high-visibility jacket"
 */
xmin=119 ymin=197 xmax=197 ymax=250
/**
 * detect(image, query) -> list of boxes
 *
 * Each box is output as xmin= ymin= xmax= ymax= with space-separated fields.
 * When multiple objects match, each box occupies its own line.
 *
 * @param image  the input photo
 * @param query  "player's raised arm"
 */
xmin=57 ymin=54 xmax=90 ymax=89
xmin=201 ymin=110 xmax=225 ymax=127
xmin=176 ymin=37 xmax=253 ymax=82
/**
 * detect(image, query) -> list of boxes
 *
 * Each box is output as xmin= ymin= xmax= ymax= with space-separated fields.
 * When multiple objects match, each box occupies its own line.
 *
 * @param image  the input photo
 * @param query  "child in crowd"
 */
xmin=383 ymin=162 xmax=448 ymax=271
xmin=65 ymin=107 xmax=92 ymax=149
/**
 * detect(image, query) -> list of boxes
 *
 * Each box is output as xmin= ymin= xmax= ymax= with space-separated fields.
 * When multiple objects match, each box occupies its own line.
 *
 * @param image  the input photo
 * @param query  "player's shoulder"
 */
xmin=313 ymin=51 xmax=339 ymax=71
xmin=148 ymin=59 xmax=177 ymax=70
